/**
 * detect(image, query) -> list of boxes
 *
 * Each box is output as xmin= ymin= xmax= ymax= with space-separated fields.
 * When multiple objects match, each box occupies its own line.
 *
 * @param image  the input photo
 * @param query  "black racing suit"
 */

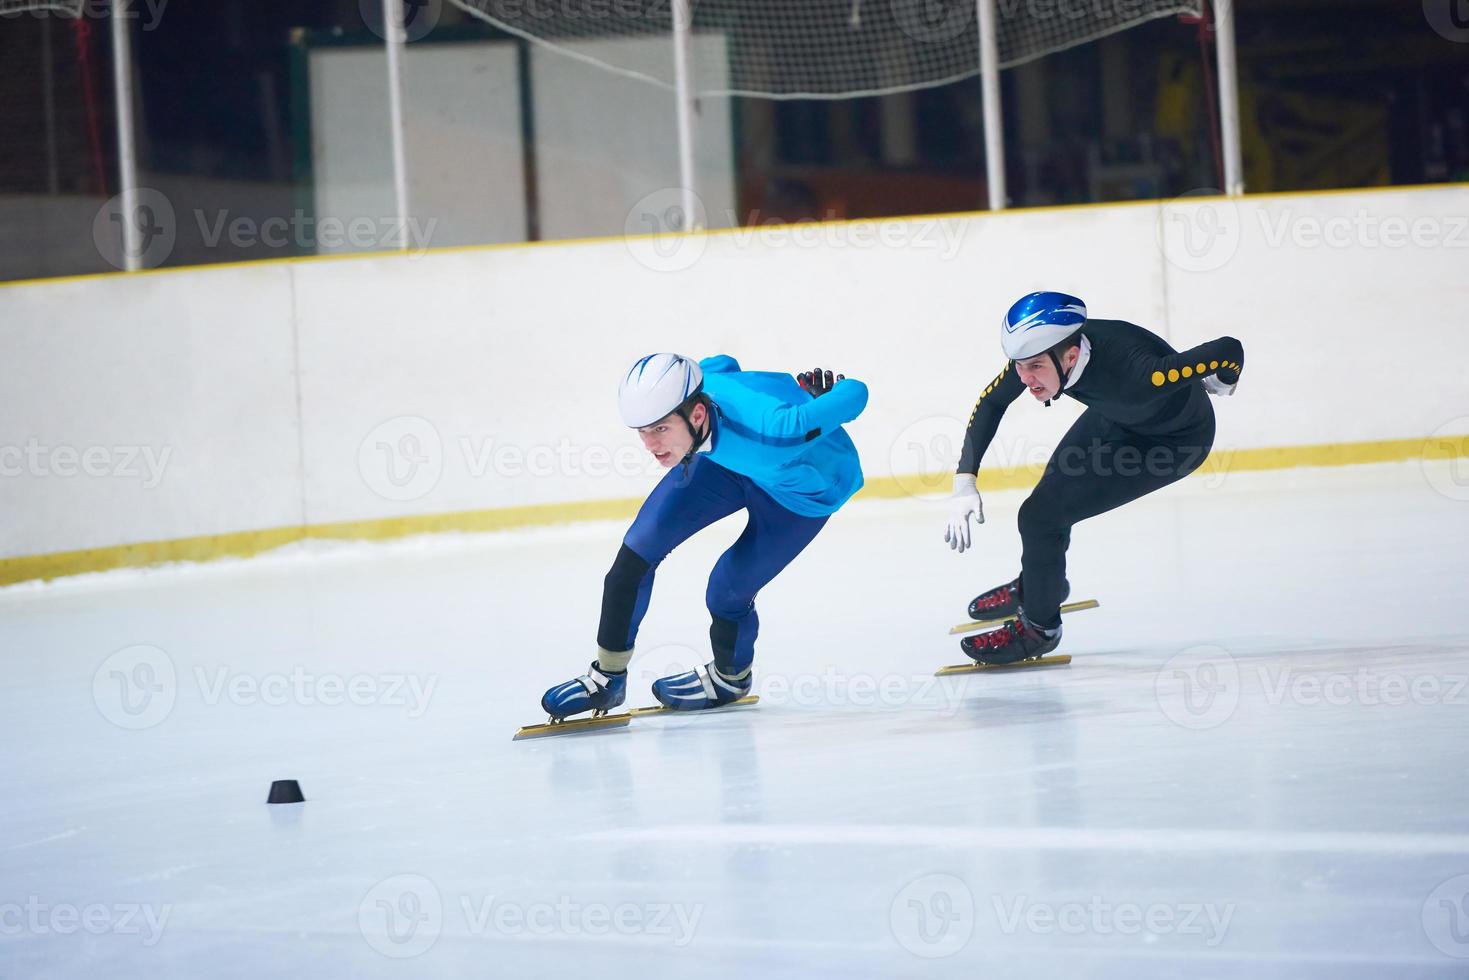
xmin=957 ymin=319 xmax=1244 ymax=629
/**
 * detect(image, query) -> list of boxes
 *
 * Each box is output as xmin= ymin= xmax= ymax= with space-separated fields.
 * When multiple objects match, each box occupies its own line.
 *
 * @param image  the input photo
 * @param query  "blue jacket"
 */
xmin=699 ymin=355 xmax=867 ymax=517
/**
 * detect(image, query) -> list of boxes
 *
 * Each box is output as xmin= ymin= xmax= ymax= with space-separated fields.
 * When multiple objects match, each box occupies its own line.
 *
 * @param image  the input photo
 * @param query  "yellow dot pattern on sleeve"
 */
xmin=1181 ymin=366 xmax=1193 ymax=378
xmin=1167 ymin=369 xmax=1180 ymax=383
xmin=1151 ymin=371 xmax=1165 ymax=387
xmin=1210 ymin=360 xmax=1219 ymax=370
xmin=968 ymin=364 xmax=1011 ymax=423
xmin=1196 ymin=362 xmax=1206 ymax=374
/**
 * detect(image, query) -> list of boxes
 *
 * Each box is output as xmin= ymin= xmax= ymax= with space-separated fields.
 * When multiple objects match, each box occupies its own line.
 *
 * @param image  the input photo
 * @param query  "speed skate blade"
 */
xmin=935 ymin=655 xmax=1072 ymax=676
xmin=512 ymin=695 xmax=759 ymax=740
xmin=949 ymin=599 xmax=1099 ymax=635
xmin=512 ymin=713 xmax=633 ymax=740
xmin=626 ymin=695 xmax=760 ymax=718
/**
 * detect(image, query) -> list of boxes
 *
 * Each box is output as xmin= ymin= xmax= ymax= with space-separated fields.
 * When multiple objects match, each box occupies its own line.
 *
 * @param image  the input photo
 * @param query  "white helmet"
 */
xmin=1000 ymin=291 xmax=1087 ymax=360
xmin=618 ymin=353 xmax=704 ymax=428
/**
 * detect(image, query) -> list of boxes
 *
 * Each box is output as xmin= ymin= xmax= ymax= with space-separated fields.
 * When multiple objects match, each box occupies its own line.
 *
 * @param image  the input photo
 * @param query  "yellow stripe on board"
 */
xmin=0 ymin=498 xmax=642 ymax=588
xmin=2 ymin=434 xmax=1466 ymax=588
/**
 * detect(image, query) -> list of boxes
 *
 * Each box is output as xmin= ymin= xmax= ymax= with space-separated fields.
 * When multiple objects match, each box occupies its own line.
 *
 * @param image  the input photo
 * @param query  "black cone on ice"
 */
xmin=267 ymin=779 xmax=305 ymax=804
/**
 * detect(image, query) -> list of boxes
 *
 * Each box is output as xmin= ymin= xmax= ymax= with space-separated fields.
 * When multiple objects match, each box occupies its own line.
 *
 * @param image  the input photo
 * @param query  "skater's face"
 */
xmin=638 ymin=401 xmax=709 ymax=468
xmin=1015 ymin=346 xmax=1079 ymax=401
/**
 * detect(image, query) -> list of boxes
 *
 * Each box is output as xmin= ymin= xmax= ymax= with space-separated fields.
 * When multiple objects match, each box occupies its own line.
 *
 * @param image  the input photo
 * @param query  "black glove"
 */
xmin=796 ymin=367 xmax=844 ymax=397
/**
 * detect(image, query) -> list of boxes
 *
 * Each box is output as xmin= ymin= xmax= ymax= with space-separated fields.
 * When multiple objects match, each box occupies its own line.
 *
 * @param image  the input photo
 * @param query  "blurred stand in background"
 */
xmin=0 ymin=0 xmax=1465 ymax=281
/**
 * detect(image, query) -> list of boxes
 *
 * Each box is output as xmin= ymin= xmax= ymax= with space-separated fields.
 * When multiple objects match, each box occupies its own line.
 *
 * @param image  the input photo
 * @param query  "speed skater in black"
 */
xmin=944 ymin=291 xmax=1244 ymax=664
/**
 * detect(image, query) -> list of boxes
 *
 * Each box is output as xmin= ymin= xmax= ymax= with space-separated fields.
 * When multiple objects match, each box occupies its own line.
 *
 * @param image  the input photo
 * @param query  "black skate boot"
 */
xmin=966 ymin=577 xmax=1069 ymax=622
xmin=967 ymin=576 xmax=1021 ymax=621
xmin=960 ymin=615 xmax=1061 ymax=665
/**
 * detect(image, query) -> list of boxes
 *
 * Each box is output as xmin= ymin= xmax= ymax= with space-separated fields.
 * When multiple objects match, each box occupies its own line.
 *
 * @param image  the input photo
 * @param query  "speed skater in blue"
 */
xmin=525 ymin=353 xmax=868 ymax=736
xmin=944 ymin=291 xmax=1244 ymax=667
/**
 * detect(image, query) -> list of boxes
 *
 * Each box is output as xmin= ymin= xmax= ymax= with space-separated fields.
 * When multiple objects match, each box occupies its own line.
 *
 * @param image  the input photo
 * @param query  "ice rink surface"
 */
xmin=3 ymin=460 xmax=1469 ymax=978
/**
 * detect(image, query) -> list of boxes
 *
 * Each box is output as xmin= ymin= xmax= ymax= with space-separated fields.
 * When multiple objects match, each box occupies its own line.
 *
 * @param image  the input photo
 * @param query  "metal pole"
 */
xmin=671 ymin=0 xmax=698 ymax=230
xmin=110 ymin=0 xmax=140 ymax=269
xmin=977 ymin=0 xmax=1006 ymax=210
xmin=1214 ymin=0 xmax=1244 ymax=196
xmin=382 ymin=0 xmax=411 ymax=250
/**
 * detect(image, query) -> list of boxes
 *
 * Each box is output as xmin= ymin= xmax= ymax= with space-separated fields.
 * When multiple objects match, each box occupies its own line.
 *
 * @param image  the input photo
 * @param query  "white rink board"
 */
xmin=2 ymin=184 xmax=1467 ymax=560
xmin=0 ymin=263 xmax=303 ymax=557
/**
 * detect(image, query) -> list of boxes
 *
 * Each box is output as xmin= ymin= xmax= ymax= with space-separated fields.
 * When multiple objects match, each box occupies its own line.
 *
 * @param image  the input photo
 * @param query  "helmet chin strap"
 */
xmin=676 ymin=397 xmax=713 ymax=466
xmin=1042 ymin=349 xmax=1071 ymax=408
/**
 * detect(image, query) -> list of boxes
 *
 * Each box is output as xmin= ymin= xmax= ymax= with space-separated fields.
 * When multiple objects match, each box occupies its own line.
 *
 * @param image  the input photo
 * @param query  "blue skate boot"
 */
xmin=651 ymin=661 xmax=751 ymax=711
xmin=541 ymin=661 xmax=627 ymax=720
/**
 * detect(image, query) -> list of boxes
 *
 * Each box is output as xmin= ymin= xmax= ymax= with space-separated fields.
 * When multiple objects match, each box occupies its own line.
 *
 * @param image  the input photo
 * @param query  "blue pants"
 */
xmin=598 ymin=454 xmax=829 ymax=675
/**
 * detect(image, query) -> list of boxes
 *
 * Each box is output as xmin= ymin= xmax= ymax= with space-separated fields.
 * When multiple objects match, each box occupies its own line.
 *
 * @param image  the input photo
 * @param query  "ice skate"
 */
xmin=651 ymin=661 xmax=752 ymax=711
xmin=967 ymin=576 xmax=1071 ymax=622
xmin=540 ymin=661 xmax=627 ymax=720
xmin=967 ymin=575 xmax=1021 ymax=620
xmin=960 ymin=615 xmax=1061 ymax=666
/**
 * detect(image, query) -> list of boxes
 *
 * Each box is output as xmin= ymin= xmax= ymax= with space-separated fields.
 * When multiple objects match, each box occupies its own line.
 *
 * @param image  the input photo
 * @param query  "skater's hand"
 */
xmin=797 ymin=367 xmax=844 ymax=397
xmin=944 ymin=473 xmax=984 ymax=553
xmin=1201 ymin=374 xmax=1237 ymax=397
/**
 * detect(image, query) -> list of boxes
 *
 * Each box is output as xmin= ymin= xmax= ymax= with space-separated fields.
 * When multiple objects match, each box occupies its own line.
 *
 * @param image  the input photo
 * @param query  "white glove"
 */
xmin=944 ymin=473 xmax=984 ymax=553
xmin=1201 ymin=374 xmax=1237 ymax=397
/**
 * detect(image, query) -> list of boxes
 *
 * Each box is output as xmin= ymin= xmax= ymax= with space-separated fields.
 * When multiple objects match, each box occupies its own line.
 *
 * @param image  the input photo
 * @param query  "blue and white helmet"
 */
xmin=618 ymin=353 xmax=703 ymax=428
xmin=1000 ymin=291 xmax=1087 ymax=360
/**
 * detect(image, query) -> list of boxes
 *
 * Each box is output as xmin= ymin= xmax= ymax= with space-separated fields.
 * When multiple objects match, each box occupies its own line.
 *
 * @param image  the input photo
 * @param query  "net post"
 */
xmin=110 ymin=0 xmax=140 ymax=270
xmin=671 ymin=0 xmax=698 ymax=231
xmin=382 ymin=0 xmax=411 ymax=250
xmin=1214 ymin=0 xmax=1243 ymax=196
xmin=977 ymin=0 xmax=1006 ymax=211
